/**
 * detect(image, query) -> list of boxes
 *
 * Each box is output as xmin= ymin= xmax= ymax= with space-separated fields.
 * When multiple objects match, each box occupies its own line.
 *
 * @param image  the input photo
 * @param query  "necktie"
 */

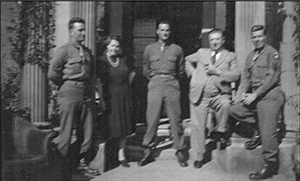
xmin=211 ymin=51 xmax=216 ymax=65
xmin=79 ymin=45 xmax=86 ymax=64
xmin=251 ymin=51 xmax=260 ymax=67
xmin=161 ymin=44 xmax=165 ymax=52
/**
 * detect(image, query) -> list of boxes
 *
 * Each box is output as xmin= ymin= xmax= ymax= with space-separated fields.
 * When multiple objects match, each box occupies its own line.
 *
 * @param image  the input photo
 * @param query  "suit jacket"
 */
xmin=185 ymin=48 xmax=240 ymax=104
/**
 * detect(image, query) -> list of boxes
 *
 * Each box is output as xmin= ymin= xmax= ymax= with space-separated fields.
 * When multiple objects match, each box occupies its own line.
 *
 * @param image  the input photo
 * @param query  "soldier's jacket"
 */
xmin=238 ymin=45 xmax=282 ymax=98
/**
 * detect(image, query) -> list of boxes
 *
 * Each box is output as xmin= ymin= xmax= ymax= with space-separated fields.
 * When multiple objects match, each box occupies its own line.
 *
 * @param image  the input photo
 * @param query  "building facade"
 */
xmin=1 ymin=1 xmax=298 ymax=132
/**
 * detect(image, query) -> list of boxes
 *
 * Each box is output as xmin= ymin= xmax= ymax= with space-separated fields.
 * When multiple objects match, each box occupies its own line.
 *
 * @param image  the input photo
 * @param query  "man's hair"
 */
xmin=156 ymin=19 xmax=171 ymax=30
xmin=251 ymin=25 xmax=267 ymax=35
xmin=103 ymin=35 xmax=122 ymax=47
xmin=208 ymin=28 xmax=224 ymax=37
xmin=68 ymin=17 xmax=85 ymax=30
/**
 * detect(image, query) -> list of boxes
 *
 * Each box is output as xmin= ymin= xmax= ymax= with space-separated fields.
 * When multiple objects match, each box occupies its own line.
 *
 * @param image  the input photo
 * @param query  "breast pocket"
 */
xmin=167 ymin=55 xmax=177 ymax=70
xmin=254 ymin=60 xmax=269 ymax=76
xmin=149 ymin=56 xmax=159 ymax=62
xmin=65 ymin=58 xmax=83 ymax=74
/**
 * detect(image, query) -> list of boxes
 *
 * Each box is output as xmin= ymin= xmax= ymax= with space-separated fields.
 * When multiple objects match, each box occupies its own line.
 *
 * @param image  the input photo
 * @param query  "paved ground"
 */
xmin=72 ymin=123 xmax=297 ymax=181
xmin=84 ymin=159 xmax=291 ymax=181
xmin=73 ymin=146 xmax=294 ymax=181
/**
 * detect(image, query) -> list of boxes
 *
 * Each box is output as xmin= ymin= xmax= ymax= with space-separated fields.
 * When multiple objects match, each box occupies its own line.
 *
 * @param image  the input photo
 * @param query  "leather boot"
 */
xmin=244 ymin=128 xmax=261 ymax=150
xmin=249 ymin=162 xmax=278 ymax=180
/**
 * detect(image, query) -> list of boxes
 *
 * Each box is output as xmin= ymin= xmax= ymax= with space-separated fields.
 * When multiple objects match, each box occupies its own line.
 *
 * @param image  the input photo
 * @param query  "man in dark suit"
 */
xmin=185 ymin=28 xmax=240 ymax=169
xmin=229 ymin=25 xmax=285 ymax=180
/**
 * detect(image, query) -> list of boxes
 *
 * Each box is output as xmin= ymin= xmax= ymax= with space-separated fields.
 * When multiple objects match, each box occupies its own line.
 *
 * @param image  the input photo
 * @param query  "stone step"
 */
xmin=124 ymin=133 xmax=296 ymax=181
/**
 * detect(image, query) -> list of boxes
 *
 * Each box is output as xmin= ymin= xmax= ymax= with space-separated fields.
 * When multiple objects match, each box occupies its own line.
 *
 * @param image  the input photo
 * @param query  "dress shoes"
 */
xmin=175 ymin=150 xmax=188 ymax=167
xmin=193 ymin=160 xmax=203 ymax=169
xmin=245 ymin=129 xmax=261 ymax=150
xmin=249 ymin=162 xmax=278 ymax=180
xmin=138 ymin=147 xmax=155 ymax=167
xmin=219 ymin=137 xmax=231 ymax=150
xmin=77 ymin=159 xmax=101 ymax=176
xmin=213 ymin=132 xmax=231 ymax=150
xmin=120 ymin=160 xmax=130 ymax=167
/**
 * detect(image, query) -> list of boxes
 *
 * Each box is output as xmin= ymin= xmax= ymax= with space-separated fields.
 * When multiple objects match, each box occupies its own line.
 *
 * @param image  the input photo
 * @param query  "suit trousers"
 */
xmin=229 ymin=86 xmax=284 ymax=163
xmin=142 ymin=76 xmax=185 ymax=150
xmin=57 ymin=81 xmax=94 ymax=157
xmin=190 ymin=94 xmax=231 ymax=161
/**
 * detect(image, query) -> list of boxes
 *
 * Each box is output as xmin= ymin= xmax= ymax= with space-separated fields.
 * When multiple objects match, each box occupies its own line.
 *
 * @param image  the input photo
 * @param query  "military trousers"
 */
xmin=142 ymin=75 xmax=185 ymax=150
xmin=229 ymin=86 xmax=285 ymax=163
xmin=57 ymin=80 xmax=94 ymax=157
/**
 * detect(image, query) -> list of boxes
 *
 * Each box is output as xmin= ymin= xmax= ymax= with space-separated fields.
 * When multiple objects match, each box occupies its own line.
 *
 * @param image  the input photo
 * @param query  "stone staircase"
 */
xmin=124 ymin=119 xmax=297 ymax=181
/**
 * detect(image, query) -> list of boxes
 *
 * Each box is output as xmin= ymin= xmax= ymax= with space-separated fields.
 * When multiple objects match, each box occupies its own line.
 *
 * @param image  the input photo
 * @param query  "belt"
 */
xmin=156 ymin=73 xmax=174 ymax=77
xmin=65 ymin=79 xmax=86 ymax=82
xmin=64 ymin=80 xmax=86 ymax=86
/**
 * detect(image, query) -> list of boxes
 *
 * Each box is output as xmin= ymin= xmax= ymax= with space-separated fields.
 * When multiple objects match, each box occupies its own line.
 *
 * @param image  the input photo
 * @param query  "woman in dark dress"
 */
xmin=98 ymin=36 xmax=136 ymax=167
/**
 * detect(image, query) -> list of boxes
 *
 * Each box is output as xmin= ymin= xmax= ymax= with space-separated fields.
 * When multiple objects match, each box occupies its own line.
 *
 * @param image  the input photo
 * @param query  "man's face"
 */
xmin=209 ymin=32 xmax=224 ymax=52
xmin=70 ymin=22 xmax=86 ymax=43
xmin=251 ymin=29 xmax=266 ymax=50
xmin=156 ymin=23 xmax=170 ymax=41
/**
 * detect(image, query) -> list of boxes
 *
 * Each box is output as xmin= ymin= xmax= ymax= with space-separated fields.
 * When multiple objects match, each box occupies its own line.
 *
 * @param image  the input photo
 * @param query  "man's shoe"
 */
xmin=121 ymin=160 xmax=130 ymax=167
xmin=175 ymin=150 xmax=188 ymax=167
xmin=138 ymin=147 xmax=155 ymax=167
xmin=249 ymin=163 xmax=278 ymax=180
xmin=193 ymin=160 xmax=203 ymax=169
xmin=245 ymin=129 xmax=261 ymax=150
xmin=213 ymin=132 xmax=231 ymax=150
xmin=220 ymin=137 xmax=232 ymax=150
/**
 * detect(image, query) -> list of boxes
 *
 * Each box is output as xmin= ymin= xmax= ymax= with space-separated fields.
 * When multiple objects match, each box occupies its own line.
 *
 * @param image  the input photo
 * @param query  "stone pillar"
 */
xmin=53 ymin=2 xmax=72 ymax=50
xmin=280 ymin=2 xmax=299 ymax=132
xmin=235 ymin=2 xmax=265 ymax=71
xmin=71 ymin=2 xmax=97 ymax=53
xmin=21 ymin=64 xmax=47 ymax=123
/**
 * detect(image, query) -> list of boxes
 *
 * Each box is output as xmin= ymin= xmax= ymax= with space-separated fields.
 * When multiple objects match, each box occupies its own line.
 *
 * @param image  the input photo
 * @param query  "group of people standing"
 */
xmin=48 ymin=17 xmax=284 ymax=181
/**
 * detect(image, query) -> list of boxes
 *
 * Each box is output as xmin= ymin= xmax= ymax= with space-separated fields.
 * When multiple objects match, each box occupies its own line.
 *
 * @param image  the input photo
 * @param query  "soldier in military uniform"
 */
xmin=229 ymin=25 xmax=285 ymax=180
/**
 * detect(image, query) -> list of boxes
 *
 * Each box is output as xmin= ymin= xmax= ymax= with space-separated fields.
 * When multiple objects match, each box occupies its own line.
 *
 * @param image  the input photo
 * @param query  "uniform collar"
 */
xmin=68 ymin=41 xmax=83 ymax=49
xmin=157 ymin=40 xmax=171 ymax=47
xmin=254 ymin=45 xmax=268 ymax=54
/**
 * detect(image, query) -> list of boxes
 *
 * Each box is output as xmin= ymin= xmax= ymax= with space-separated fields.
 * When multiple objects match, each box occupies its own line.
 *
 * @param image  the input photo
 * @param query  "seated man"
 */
xmin=229 ymin=25 xmax=285 ymax=180
xmin=185 ymin=28 xmax=240 ymax=169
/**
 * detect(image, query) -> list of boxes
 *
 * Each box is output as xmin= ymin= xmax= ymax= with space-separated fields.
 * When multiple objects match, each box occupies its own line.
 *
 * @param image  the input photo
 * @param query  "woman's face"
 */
xmin=107 ymin=39 xmax=120 ymax=56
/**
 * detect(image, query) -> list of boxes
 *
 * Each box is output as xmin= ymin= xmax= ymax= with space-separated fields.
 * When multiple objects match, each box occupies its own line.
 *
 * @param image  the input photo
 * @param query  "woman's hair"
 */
xmin=103 ymin=35 xmax=122 ymax=48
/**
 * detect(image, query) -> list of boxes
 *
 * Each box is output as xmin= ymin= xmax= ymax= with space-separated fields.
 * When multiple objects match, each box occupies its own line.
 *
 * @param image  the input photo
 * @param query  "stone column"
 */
xmin=71 ymin=2 xmax=96 ymax=53
xmin=235 ymin=2 xmax=265 ymax=71
xmin=21 ymin=64 xmax=47 ymax=123
xmin=280 ymin=2 xmax=299 ymax=132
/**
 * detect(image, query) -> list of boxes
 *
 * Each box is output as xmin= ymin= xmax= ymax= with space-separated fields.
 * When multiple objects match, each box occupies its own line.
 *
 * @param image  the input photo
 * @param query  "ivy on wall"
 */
xmin=1 ymin=2 xmax=56 ymax=117
xmin=7 ymin=1 xmax=56 ymax=72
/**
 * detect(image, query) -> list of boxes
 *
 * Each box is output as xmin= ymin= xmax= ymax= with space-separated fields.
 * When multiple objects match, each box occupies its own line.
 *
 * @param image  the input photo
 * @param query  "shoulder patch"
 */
xmin=274 ymin=52 xmax=279 ymax=59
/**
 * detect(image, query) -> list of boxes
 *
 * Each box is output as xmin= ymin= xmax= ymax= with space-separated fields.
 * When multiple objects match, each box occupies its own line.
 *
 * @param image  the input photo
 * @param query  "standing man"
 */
xmin=229 ymin=25 xmax=285 ymax=180
xmin=185 ymin=28 xmax=240 ymax=169
xmin=48 ymin=17 xmax=98 ymax=179
xmin=138 ymin=20 xmax=188 ymax=167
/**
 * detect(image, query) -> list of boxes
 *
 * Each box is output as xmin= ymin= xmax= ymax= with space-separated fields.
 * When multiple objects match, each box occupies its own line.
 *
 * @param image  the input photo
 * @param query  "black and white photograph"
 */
xmin=1 ymin=1 xmax=299 ymax=181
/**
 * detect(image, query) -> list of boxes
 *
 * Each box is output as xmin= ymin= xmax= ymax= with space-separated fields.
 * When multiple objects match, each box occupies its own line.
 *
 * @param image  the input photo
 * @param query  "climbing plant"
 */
xmin=277 ymin=2 xmax=300 ymax=116
xmin=7 ymin=1 xmax=56 ymax=72
xmin=2 ymin=2 xmax=56 ymax=117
